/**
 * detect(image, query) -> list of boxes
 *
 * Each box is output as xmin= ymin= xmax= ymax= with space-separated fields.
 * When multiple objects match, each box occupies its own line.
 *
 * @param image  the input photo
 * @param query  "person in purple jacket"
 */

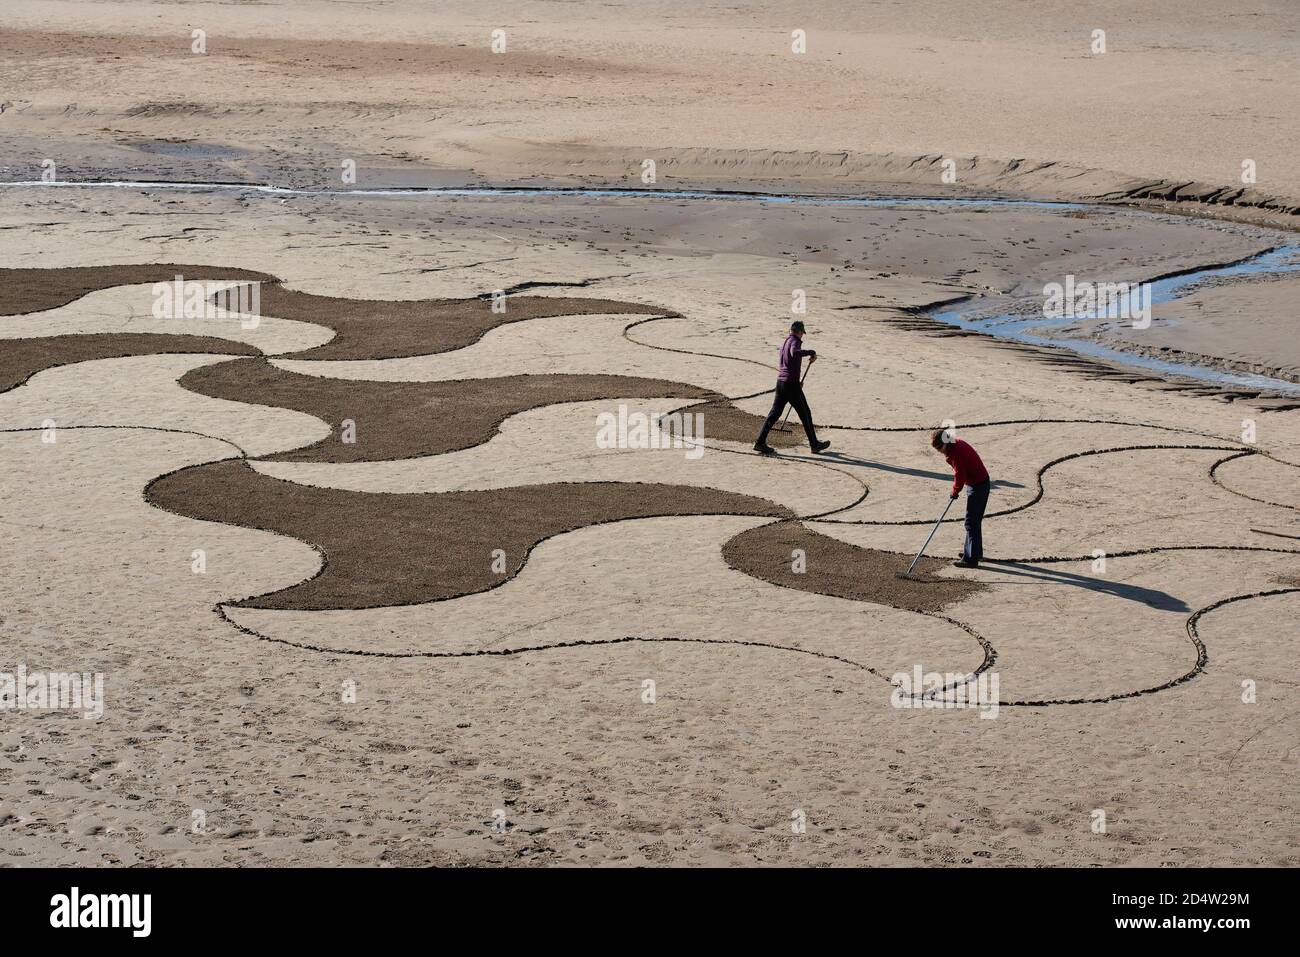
xmin=754 ymin=320 xmax=831 ymax=455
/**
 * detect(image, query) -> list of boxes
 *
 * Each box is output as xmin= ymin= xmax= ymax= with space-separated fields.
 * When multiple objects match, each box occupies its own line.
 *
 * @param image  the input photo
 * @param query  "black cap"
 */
xmin=790 ymin=320 xmax=806 ymax=332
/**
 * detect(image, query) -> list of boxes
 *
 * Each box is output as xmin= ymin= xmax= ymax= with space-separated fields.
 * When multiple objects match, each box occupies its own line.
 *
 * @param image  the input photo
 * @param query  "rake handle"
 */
xmin=906 ymin=494 xmax=958 ymax=576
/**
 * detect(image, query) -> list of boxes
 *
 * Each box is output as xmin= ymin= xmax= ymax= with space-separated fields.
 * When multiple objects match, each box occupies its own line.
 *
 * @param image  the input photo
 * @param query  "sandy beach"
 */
xmin=1 ymin=1 xmax=1298 ymax=868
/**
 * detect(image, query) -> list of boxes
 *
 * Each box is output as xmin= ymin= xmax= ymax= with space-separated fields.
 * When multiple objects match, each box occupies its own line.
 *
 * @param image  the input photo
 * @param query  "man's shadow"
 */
xmin=979 ymin=560 xmax=1189 ymax=611
xmin=759 ymin=448 xmax=1179 ymax=609
xmin=775 ymin=448 xmax=1025 ymax=488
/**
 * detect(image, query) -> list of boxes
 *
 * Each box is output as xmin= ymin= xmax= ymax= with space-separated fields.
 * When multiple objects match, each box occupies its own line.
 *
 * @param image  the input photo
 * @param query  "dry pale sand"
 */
xmin=1 ymin=1 xmax=1298 ymax=868
xmin=2 ymin=0 xmax=1298 ymax=214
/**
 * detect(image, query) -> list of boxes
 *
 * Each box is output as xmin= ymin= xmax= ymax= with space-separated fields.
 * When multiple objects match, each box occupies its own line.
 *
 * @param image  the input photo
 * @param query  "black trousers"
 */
xmin=757 ymin=379 xmax=819 ymax=447
xmin=963 ymin=479 xmax=991 ymax=563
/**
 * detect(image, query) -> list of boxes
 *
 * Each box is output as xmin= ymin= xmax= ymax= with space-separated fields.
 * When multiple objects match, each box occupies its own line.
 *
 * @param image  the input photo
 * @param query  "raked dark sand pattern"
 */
xmin=147 ymin=460 xmax=789 ymax=610
xmin=181 ymin=358 xmax=716 ymax=462
xmin=723 ymin=520 xmax=986 ymax=613
xmin=5 ymin=262 xmax=1297 ymax=686
xmin=0 ymin=332 xmax=259 ymax=394
xmin=0 ymin=264 xmax=275 ymax=316
xmin=4 ymin=0 xmax=1300 ymax=871
xmin=3 ymin=238 xmax=1299 ymax=870
xmin=219 ymin=285 xmax=674 ymax=360
xmin=4 ymin=265 xmax=964 ymax=620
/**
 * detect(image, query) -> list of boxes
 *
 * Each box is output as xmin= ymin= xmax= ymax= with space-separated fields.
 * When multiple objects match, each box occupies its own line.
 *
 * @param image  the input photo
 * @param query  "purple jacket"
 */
xmin=778 ymin=334 xmax=815 ymax=382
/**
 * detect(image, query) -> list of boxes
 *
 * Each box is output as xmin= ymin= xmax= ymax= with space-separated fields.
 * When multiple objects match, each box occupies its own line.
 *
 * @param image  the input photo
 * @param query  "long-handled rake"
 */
xmin=897 ymin=495 xmax=958 ymax=579
xmin=774 ymin=362 xmax=812 ymax=433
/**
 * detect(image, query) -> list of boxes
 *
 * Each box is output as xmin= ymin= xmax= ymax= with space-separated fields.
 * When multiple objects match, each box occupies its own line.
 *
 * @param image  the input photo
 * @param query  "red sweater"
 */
xmin=944 ymin=439 xmax=989 ymax=496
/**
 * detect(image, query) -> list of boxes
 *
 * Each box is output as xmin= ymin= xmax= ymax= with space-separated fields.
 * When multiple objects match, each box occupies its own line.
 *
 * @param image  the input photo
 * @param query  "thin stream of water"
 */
xmin=4 ymin=179 xmax=1296 ymax=393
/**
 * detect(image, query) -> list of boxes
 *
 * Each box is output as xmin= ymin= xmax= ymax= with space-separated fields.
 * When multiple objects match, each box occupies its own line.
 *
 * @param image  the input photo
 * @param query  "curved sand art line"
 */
xmin=0 ymin=422 xmax=248 ymax=457
xmin=635 ymin=321 xmax=1300 ymax=703
xmin=1008 ymin=583 xmax=1300 ymax=708
xmin=216 ymin=604 xmax=999 ymax=705
xmin=617 ymin=315 xmax=1300 ymax=701
xmin=1209 ymin=450 xmax=1300 ymax=513
xmin=10 ymin=417 xmax=1291 ymax=706
xmin=157 ymin=377 xmax=1300 ymax=704
xmin=636 ymin=315 xmax=1300 ymax=519
xmin=214 ymin=522 xmax=1298 ymax=708
xmin=813 ymin=443 xmax=1247 ymax=525
xmin=632 ymin=309 xmax=1300 ymax=452
xmin=717 ymin=482 xmax=1300 ymax=706
xmin=6 ymin=266 xmax=1299 ymax=706
xmin=976 ymin=582 xmax=1300 ymax=707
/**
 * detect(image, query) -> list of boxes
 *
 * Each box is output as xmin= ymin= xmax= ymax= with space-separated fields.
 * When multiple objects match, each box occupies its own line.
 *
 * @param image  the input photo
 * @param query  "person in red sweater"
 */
xmin=931 ymin=429 xmax=991 ymax=568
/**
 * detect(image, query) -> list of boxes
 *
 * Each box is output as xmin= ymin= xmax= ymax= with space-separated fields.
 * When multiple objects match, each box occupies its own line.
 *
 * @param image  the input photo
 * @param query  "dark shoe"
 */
xmin=811 ymin=439 xmax=831 ymax=454
xmin=754 ymin=442 xmax=776 ymax=455
xmin=952 ymin=559 xmax=979 ymax=569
